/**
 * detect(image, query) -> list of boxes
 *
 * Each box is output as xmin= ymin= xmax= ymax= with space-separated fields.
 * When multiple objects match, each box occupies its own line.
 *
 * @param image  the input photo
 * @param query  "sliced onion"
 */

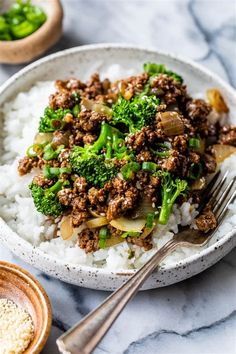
xmin=159 ymin=112 xmax=184 ymax=136
xmin=88 ymin=208 xmax=102 ymax=218
xmin=197 ymin=138 xmax=205 ymax=154
xmin=191 ymin=177 xmax=206 ymax=190
xmin=81 ymin=98 xmax=112 ymax=116
xmin=81 ymin=98 xmax=93 ymax=111
xmin=105 ymin=235 xmax=124 ymax=247
xmin=86 ymin=216 xmax=108 ymax=229
xmin=140 ymin=225 xmax=155 ymax=239
xmin=212 ymin=144 xmax=236 ymax=164
xmin=207 ymin=89 xmax=229 ymax=113
xmin=110 ymin=217 xmax=146 ymax=232
xmin=34 ymin=132 xmax=53 ymax=145
xmin=131 ymin=197 xmax=155 ymax=219
xmin=76 ymin=223 xmax=87 ymax=234
xmin=60 ymin=216 xmax=74 ymax=240
xmin=93 ymin=103 xmax=112 ymax=116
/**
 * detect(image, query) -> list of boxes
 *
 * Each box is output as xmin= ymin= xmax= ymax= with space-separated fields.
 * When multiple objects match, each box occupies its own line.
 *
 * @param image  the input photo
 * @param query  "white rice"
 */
xmin=0 ymin=72 xmax=236 ymax=270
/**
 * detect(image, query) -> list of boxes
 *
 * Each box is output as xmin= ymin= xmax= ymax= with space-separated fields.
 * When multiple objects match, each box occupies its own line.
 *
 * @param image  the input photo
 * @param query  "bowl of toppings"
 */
xmin=0 ymin=0 xmax=63 ymax=64
xmin=0 ymin=261 xmax=51 ymax=353
xmin=0 ymin=44 xmax=236 ymax=290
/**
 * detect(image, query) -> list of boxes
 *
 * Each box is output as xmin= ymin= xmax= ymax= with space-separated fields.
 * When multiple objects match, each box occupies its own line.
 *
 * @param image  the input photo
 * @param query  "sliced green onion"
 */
xmin=98 ymin=227 xmax=109 ymax=249
xmin=150 ymin=147 xmax=170 ymax=158
xmin=146 ymin=213 xmax=155 ymax=228
xmin=26 ymin=145 xmax=37 ymax=158
xmin=72 ymin=104 xmax=80 ymax=117
xmin=43 ymin=166 xmax=71 ymax=179
xmin=189 ymin=138 xmax=200 ymax=150
xmin=188 ymin=163 xmax=203 ymax=180
xmin=0 ymin=1 xmax=47 ymax=41
xmin=71 ymin=92 xmax=80 ymax=102
xmin=43 ymin=144 xmax=64 ymax=161
xmin=142 ymin=162 xmax=158 ymax=172
xmin=121 ymin=162 xmax=140 ymax=180
xmin=128 ymin=249 xmax=135 ymax=259
xmin=26 ymin=144 xmax=43 ymax=157
xmin=155 ymin=151 xmax=170 ymax=158
xmin=11 ymin=20 xmax=38 ymax=39
xmin=121 ymin=231 xmax=141 ymax=239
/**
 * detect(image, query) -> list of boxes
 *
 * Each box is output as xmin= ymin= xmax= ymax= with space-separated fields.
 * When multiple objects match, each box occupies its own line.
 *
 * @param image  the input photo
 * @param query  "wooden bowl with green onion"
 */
xmin=0 ymin=0 xmax=63 ymax=64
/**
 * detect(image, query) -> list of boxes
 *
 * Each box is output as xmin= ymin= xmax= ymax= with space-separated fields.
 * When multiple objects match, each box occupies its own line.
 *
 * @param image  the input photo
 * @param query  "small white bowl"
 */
xmin=0 ymin=0 xmax=63 ymax=64
xmin=0 ymin=44 xmax=236 ymax=290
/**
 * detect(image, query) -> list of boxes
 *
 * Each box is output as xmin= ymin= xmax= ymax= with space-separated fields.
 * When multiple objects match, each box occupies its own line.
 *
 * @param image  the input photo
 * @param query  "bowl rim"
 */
xmin=0 ymin=43 xmax=236 ymax=278
xmin=0 ymin=260 xmax=52 ymax=353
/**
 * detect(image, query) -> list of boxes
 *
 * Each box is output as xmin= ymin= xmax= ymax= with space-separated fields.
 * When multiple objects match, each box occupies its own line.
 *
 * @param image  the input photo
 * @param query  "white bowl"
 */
xmin=0 ymin=44 xmax=236 ymax=290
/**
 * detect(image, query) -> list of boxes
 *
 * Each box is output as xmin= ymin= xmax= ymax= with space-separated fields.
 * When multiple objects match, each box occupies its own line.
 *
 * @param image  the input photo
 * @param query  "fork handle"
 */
xmin=56 ymin=239 xmax=178 ymax=354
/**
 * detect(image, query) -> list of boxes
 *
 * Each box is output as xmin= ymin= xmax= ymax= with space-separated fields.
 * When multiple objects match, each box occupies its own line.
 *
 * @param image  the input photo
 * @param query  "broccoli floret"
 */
xmin=112 ymin=94 xmax=160 ymax=134
xmin=143 ymin=63 xmax=183 ymax=83
xmin=29 ymin=180 xmax=66 ymax=217
xmin=156 ymin=171 xmax=188 ymax=224
xmin=71 ymin=154 xmax=117 ymax=187
xmin=39 ymin=107 xmax=72 ymax=133
xmin=70 ymin=123 xmax=129 ymax=187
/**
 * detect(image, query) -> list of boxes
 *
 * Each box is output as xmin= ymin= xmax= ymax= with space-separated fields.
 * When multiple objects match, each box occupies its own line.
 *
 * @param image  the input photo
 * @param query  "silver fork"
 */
xmin=57 ymin=170 xmax=236 ymax=354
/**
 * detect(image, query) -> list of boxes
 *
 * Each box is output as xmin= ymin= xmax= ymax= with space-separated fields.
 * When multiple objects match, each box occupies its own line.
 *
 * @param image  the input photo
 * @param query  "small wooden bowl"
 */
xmin=0 ymin=0 xmax=63 ymax=64
xmin=0 ymin=261 xmax=52 ymax=353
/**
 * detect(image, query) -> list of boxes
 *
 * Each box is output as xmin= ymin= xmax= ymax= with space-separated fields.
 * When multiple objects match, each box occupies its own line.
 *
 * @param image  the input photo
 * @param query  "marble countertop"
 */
xmin=0 ymin=1 xmax=236 ymax=353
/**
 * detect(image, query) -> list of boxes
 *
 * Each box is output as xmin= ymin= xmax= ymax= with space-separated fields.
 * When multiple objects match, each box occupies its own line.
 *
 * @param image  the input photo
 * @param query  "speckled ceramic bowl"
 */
xmin=0 ymin=44 xmax=236 ymax=290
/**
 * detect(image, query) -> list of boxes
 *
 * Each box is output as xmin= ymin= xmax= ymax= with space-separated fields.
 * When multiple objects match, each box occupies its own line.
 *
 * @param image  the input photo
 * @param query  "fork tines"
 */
xmin=204 ymin=169 xmax=236 ymax=224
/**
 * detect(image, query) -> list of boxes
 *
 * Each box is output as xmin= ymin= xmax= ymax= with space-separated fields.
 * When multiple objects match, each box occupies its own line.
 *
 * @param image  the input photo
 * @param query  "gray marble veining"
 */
xmin=0 ymin=0 xmax=236 ymax=353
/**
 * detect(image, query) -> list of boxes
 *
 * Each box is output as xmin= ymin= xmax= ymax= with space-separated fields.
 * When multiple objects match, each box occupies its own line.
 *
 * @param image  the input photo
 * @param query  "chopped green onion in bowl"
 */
xmin=0 ymin=0 xmax=47 ymax=41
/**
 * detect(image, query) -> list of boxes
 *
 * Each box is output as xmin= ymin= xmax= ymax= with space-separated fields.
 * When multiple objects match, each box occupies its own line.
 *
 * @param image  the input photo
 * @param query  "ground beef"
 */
xmin=143 ymin=175 xmax=160 ymax=202
xmin=189 ymin=152 xmax=201 ymax=164
xmin=58 ymin=188 xmax=74 ymax=206
xmin=56 ymin=78 xmax=86 ymax=92
xmin=125 ymin=129 xmax=147 ymax=151
xmin=127 ymin=234 xmax=153 ymax=251
xmin=172 ymin=135 xmax=188 ymax=152
xmin=203 ymin=153 xmax=217 ymax=174
xmin=186 ymin=99 xmax=211 ymax=121
xmin=71 ymin=195 xmax=90 ymax=227
xmin=88 ymin=187 xmax=107 ymax=204
xmin=161 ymin=150 xmax=188 ymax=177
xmin=136 ymin=149 xmax=153 ymax=162
xmin=135 ymin=170 xmax=149 ymax=188
xmin=51 ymin=130 xmax=70 ymax=149
xmin=125 ymin=127 xmax=157 ymax=151
xmin=32 ymin=175 xmax=53 ymax=188
xmin=114 ymin=73 xmax=149 ymax=99
xmin=105 ymin=178 xmax=139 ymax=220
xmin=58 ymin=149 xmax=70 ymax=163
xmin=78 ymin=110 xmax=111 ymax=132
xmin=77 ymin=228 xmax=99 ymax=253
xmin=87 ymin=187 xmax=108 ymax=215
xmin=195 ymin=206 xmax=217 ymax=232
xmin=161 ymin=150 xmax=179 ymax=172
xmin=69 ymin=130 xmax=84 ymax=147
xmin=49 ymin=91 xmax=76 ymax=110
xmin=18 ymin=156 xmax=38 ymax=175
xmin=218 ymin=126 xmax=236 ymax=146
xmin=83 ymin=73 xmax=109 ymax=99
xmin=83 ymin=133 xmax=97 ymax=145
xmin=73 ymin=177 xmax=87 ymax=193
xmin=150 ymin=74 xmax=187 ymax=105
